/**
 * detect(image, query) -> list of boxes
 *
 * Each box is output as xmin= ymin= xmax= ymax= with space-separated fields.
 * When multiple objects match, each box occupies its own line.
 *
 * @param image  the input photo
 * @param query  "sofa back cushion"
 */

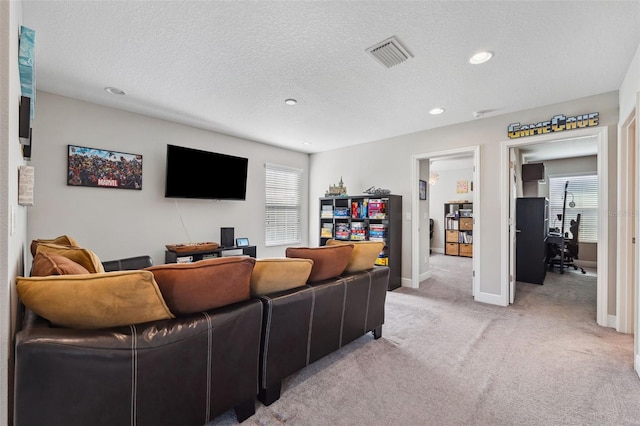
xmin=286 ymin=245 xmax=353 ymax=282
xmin=31 ymin=252 xmax=90 ymax=276
xmin=16 ymin=271 xmax=174 ymax=329
xmin=30 ymin=234 xmax=80 ymax=256
xmin=325 ymin=239 xmax=384 ymax=273
xmin=146 ymin=257 xmax=255 ymax=315
xmin=250 ymin=258 xmax=313 ymax=296
xmin=35 ymin=243 xmax=105 ymax=273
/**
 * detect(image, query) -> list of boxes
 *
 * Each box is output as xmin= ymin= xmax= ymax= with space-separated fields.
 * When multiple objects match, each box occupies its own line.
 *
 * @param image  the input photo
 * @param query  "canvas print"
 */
xmin=456 ymin=180 xmax=468 ymax=193
xmin=68 ymin=145 xmax=142 ymax=190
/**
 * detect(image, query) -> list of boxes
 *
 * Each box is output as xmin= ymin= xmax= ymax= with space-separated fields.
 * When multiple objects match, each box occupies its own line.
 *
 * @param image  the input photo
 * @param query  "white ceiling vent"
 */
xmin=366 ymin=36 xmax=413 ymax=69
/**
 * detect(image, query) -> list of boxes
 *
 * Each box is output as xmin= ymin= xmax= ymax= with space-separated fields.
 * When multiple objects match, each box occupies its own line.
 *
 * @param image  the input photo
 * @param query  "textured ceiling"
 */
xmin=21 ymin=1 xmax=640 ymax=153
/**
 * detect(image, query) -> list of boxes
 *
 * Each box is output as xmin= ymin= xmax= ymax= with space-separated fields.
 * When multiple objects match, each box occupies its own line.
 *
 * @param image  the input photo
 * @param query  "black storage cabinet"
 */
xmin=516 ymin=197 xmax=549 ymax=285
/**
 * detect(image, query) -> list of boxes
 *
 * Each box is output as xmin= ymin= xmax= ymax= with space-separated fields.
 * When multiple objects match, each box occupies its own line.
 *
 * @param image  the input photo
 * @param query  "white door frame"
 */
xmin=500 ymin=126 xmax=609 ymax=326
xmin=411 ymin=145 xmax=481 ymax=297
xmin=617 ymin=107 xmax=638 ymax=334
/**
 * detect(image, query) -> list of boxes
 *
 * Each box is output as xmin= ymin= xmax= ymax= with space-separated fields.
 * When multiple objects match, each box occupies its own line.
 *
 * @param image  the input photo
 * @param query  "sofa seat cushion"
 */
xmin=146 ymin=257 xmax=255 ymax=315
xmin=31 ymin=252 xmax=90 ymax=276
xmin=286 ymin=245 xmax=353 ymax=282
xmin=325 ymin=239 xmax=385 ymax=273
xmin=16 ymin=271 xmax=174 ymax=329
xmin=30 ymin=234 xmax=80 ymax=256
xmin=34 ymin=243 xmax=105 ymax=273
xmin=250 ymin=258 xmax=313 ymax=296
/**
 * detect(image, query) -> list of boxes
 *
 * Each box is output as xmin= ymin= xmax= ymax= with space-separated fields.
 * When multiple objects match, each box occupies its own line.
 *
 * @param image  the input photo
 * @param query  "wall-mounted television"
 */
xmin=165 ymin=144 xmax=248 ymax=200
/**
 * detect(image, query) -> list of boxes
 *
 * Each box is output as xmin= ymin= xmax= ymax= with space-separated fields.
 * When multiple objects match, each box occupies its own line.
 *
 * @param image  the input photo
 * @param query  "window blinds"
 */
xmin=549 ymin=175 xmax=598 ymax=243
xmin=265 ymin=163 xmax=302 ymax=246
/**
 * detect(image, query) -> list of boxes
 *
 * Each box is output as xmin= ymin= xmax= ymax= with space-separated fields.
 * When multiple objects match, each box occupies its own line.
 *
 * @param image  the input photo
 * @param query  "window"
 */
xmin=549 ymin=174 xmax=598 ymax=242
xmin=265 ymin=163 xmax=302 ymax=246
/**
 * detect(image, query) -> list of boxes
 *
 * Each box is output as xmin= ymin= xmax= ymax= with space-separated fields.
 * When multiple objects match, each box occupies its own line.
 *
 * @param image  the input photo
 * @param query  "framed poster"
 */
xmin=68 ymin=145 xmax=143 ymax=190
xmin=419 ymin=179 xmax=427 ymax=200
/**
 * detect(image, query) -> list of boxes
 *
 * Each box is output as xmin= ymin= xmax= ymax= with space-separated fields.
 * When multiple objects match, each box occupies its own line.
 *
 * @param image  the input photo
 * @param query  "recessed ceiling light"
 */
xmin=104 ymin=86 xmax=126 ymax=95
xmin=469 ymin=51 xmax=494 ymax=65
xmin=303 ymin=142 xmax=312 ymax=146
xmin=285 ymin=99 xmax=297 ymax=105
xmin=429 ymin=107 xmax=445 ymax=115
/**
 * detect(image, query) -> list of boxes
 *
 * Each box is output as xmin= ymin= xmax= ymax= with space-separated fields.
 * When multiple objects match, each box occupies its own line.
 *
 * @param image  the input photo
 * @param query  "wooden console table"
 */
xmin=165 ymin=245 xmax=257 ymax=264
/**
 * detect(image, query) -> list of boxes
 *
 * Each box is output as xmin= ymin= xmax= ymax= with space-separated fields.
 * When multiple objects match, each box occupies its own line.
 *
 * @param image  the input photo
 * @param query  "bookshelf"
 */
xmin=320 ymin=195 xmax=402 ymax=290
xmin=444 ymin=202 xmax=473 ymax=257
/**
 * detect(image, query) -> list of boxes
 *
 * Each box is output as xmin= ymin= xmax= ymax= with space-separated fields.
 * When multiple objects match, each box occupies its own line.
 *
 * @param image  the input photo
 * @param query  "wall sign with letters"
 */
xmin=507 ymin=112 xmax=599 ymax=139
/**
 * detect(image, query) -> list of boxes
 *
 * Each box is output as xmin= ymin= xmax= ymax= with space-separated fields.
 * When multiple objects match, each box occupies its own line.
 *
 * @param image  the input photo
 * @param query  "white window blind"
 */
xmin=265 ymin=163 xmax=302 ymax=246
xmin=549 ymin=175 xmax=598 ymax=243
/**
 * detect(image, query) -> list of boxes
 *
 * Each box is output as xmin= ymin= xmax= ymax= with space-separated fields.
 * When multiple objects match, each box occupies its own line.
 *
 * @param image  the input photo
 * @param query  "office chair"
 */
xmin=429 ymin=218 xmax=434 ymax=254
xmin=565 ymin=214 xmax=586 ymax=274
xmin=549 ymin=213 xmax=586 ymax=274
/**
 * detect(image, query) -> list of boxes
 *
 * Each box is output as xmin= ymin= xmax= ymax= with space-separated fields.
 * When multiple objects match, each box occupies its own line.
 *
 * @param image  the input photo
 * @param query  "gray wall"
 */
xmin=310 ymin=91 xmax=619 ymax=304
xmin=27 ymin=91 xmax=310 ymax=265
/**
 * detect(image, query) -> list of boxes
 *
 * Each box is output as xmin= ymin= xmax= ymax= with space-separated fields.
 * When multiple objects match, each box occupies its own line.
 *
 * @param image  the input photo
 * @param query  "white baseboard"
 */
xmin=474 ymin=291 xmax=508 ymax=307
xmin=607 ymin=315 xmax=617 ymax=328
xmin=636 ymin=354 xmax=640 ymax=377
xmin=419 ymin=270 xmax=432 ymax=282
xmin=401 ymin=277 xmax=413 ymax=288
xmin=575 ymin=260 xmax=597 ymax=268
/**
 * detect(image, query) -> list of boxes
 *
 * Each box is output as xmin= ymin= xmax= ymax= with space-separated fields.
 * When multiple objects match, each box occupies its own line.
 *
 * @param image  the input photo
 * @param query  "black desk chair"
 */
xmin=548 ymin=214 xmax=586 ymax=274
xmin=429 ymin=218 xmax=434 ymax=254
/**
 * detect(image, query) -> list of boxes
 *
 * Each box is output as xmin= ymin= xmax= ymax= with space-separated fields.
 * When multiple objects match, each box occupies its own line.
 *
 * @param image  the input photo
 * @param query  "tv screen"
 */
xmin=165 ymin=144 xmax=248 ymax=200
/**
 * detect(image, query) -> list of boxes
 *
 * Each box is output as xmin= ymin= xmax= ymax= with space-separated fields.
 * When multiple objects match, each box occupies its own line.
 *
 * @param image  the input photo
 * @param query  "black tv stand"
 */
xmin=165 ymin=245 xmax=256 ymax=264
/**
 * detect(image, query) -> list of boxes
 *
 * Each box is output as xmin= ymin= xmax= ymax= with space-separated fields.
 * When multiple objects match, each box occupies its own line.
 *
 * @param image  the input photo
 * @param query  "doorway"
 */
xmin=500 ymin=127 xmax=609 ymax=326
xmin=617 ymin=108 xmax=637 ymax=335
xmin=411 ymin=146 xmax=480 ymax=298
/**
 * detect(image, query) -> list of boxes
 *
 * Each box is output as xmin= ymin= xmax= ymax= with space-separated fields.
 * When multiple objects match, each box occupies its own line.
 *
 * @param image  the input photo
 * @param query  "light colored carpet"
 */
xmin=210 ymin=254 xmax=640 ymax=425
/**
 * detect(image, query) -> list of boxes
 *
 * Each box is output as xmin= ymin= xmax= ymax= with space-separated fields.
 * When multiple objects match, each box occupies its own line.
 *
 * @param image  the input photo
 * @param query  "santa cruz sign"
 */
xmin=508 ymin=112 xmax=599 ymax=139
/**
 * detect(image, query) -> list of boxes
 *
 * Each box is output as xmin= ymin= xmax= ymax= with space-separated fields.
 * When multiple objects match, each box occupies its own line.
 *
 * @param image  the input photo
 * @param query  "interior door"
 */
xmin=631 ymin=114 xmax=637 ymax=334
xmin=509 ymin=148 xmax=518 ymax=304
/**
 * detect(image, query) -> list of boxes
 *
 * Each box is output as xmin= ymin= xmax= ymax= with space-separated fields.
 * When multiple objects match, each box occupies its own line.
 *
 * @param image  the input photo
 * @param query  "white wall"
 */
xmin=618 ymin=42 xmax=640 ymax=368
xmin=28 ymin=92 xmax=310 ymax=265
xmin=620 ymin=43 xmax=640 ymax=125
xmin=429 ymin=168 xmax=474 ymax=251
xmin=310 ymin=91 xmax=619 ymax=302
xmin=1 ymin=2 xmax=30 ymax=424
xmin=418 ymin=161 xmax=429 ymax=276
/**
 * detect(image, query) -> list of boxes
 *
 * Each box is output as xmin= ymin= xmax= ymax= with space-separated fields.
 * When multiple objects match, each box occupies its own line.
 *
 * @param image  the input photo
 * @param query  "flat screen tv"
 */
xmin=165 ymin=144 xmax=248 ymax=200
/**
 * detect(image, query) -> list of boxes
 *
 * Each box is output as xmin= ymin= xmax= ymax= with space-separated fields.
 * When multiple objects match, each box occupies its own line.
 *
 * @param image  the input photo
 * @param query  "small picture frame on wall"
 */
xmin=456 ymin=180 xmax=469 ymax=194
xmin=419 ymin=179 xmax=427 ymax=200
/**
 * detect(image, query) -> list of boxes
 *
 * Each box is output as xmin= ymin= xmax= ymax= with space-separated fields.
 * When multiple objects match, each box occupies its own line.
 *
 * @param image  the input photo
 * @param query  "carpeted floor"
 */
xmin=211 ymin=254 xmax=640 ymax=425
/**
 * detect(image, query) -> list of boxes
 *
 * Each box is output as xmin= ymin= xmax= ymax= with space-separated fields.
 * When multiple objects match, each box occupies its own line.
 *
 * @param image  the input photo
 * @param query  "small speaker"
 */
xmin=22 ymin=129 xmax=32 ymax=159
xmin=221 ymin=227 xmax=235 ymax=247
xmin=522 ymin=163 xmax=545 ymax=181
xmin=19 ymin=96 xmax=31 ymax=140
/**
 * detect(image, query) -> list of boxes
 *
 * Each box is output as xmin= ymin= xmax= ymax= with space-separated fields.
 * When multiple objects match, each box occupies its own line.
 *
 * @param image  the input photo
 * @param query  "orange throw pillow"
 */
xmin=31 ymin=252 xmax=90 ymax=276
xmin=285 ymin=245 xmax=353 ymax=282
xmin=146 ymin=257 xmax=255 ymax=315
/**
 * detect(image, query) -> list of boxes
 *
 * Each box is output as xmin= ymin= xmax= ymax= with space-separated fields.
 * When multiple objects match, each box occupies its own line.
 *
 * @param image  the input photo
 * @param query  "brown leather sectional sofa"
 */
xmin=14 ymin=255 xmax=389 ymax=425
